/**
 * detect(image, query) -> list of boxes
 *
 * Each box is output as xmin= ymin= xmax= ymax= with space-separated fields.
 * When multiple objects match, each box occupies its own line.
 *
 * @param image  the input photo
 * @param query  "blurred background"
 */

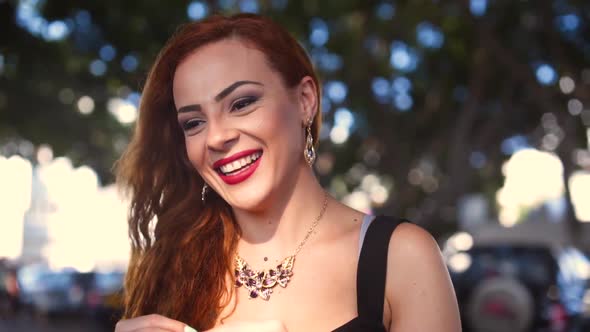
xmin=1 ymin=0 xmax=590 ymax=331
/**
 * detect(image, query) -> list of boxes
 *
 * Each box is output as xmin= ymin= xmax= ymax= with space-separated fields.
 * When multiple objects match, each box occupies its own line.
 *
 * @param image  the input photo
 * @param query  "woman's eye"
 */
xmin=181 ymin=119 xmax=204 ymax=132
xmin=231 ymin=96 xmax=258 ymax=111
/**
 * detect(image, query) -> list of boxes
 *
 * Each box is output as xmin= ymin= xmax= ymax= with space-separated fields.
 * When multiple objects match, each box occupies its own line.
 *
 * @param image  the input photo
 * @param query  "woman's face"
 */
xmin=172 ymin=38 xmax=316 ymax=212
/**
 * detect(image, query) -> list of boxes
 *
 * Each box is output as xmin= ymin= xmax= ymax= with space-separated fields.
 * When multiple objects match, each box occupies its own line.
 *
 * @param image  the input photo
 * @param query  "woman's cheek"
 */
xmin=185 ymin=137 xmax=206 ymax=170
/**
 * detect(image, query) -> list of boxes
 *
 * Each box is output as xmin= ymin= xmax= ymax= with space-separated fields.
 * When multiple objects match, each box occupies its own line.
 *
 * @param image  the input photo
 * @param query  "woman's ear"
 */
xmin=297 ymin=76 xmax=318 ymax=125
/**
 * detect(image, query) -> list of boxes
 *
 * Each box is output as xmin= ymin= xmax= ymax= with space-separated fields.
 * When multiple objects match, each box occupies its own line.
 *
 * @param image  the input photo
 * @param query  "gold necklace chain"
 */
xmin=234 ymin=191 xmax=329 ymax=300
xmin=293 ymin=191 xmax=329 ymax=255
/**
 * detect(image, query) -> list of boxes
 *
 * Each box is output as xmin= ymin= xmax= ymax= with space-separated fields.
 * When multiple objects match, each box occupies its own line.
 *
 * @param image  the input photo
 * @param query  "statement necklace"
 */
xmin=234 ymin=192 xmax=329 ymax=300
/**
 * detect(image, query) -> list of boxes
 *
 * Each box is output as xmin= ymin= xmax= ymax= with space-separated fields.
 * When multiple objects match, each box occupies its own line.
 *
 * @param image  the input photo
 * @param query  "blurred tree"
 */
xmin=1 ymin=0 xmax=589 ymax=240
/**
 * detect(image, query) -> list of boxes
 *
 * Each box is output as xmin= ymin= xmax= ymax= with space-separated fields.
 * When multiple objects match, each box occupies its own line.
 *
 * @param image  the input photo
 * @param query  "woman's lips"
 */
xmin=216 ymin=152 xmax=262 ymax=185
xmin=213 ymin=148 xmax=261 ymax=169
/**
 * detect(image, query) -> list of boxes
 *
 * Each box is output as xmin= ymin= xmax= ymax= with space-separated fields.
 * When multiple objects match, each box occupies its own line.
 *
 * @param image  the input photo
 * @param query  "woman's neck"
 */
xmin=231 ymin=165 xmax=330 ymax=262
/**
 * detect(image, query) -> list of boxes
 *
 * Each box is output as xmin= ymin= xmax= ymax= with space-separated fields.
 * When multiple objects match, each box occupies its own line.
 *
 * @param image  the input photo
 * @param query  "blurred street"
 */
xmin=0 ymin=312 xmax=111 ymax=332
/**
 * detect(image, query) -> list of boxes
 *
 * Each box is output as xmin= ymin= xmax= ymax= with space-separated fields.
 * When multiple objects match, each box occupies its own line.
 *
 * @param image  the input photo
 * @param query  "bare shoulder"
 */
xmin=388 ymin=222 xmax=441 ymax=263
xmin=386 ymin=222 xmax=446 ymax=292
xmin=386 ymin=221 xmax=462 ymax=332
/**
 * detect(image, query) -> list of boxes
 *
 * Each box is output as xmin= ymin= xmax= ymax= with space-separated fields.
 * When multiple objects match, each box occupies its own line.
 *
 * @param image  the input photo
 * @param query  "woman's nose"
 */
xmin=206 ymin=118 xmax=238 ymax=152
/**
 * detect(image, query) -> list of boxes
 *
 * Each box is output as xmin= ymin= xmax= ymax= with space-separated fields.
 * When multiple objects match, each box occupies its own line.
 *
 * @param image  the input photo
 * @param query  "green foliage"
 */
xmin=1 ymin=0 xmax=588 ymax=234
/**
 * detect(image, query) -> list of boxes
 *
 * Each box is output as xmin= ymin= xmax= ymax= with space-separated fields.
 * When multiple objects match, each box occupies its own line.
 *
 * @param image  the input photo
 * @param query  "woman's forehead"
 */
xmin=173 ymin=39 xmax=277 ymax=101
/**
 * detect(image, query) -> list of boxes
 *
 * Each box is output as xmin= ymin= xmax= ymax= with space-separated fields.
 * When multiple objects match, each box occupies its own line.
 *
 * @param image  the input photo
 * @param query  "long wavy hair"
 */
xmin=114 ymin=13 xmax=322 ymax=330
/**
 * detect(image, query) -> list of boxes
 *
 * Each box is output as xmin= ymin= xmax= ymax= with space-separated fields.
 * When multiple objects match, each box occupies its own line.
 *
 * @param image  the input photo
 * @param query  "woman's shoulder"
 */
xmin=382 ymin=218 xmax=462 ymax=331
xmin=384 ymin=218 xmax=452 ymax=309
xmin=385 ymin=219 xmax=440 ymax=269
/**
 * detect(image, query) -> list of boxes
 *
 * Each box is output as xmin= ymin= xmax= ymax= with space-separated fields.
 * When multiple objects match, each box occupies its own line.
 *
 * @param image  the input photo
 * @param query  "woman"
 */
xmin=114 ymin=13 xmax=461 ymax=332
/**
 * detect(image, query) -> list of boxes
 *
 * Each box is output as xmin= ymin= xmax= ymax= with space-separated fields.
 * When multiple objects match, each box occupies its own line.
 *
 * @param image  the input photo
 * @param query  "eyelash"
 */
xmin=181 ymin=119 xmax=204 ymax=132
xmin=231 ymin=96 xmax=258 ymax=111
xmin=181 ymin=96 xmax=259 ymax=133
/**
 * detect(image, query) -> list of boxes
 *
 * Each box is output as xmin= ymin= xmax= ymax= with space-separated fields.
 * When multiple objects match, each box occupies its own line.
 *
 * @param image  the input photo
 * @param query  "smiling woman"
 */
xmin=114 ymin=13 xmax=460 ymax=332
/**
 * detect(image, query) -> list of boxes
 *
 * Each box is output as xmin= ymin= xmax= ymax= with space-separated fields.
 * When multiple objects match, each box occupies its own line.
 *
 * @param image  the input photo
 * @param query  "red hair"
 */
xmin=115 ymin=13 xmax=322 ymax=329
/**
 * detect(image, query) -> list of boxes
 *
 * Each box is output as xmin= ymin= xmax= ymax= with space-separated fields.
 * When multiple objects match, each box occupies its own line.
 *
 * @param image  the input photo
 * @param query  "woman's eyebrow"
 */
xmin=177 ymin=80 xmax=263 ymax=113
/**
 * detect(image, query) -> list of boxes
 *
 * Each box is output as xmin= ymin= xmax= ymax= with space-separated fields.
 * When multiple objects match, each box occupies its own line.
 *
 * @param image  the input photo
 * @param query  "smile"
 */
xmin=213 ymin=149 xmax=263 ymax=185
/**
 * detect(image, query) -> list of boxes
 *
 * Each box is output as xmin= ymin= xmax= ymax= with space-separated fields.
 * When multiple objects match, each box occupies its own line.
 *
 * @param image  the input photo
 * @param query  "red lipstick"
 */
xmin=213 ymin=149 xmax=261 ymax=168
xmin=213 ymin=149 xmax=263 ymax=185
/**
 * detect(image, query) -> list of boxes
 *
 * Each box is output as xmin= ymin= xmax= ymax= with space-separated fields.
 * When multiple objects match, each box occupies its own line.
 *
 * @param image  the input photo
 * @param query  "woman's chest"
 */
xmin=217 ymin=244 xmax=360 ymax=331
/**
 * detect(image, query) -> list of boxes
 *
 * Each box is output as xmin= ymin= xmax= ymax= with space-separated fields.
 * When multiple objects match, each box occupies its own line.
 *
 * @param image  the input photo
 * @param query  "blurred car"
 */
xmin=0 ymin=259 xmax=20 ymax=317
xmin=580 ymin=251 xmax=590 ymax=331
xmin=17 ymin=266 xmax=86 ymax=316
xmin=86 ymin=271 xmax=124 ymax=328
xmin=446 ymin=244 xmax=590 ymax=332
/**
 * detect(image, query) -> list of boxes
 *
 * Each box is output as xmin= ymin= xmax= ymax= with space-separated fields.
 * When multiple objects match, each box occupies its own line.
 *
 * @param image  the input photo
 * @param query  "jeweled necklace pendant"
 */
xmin=234 ymin=255 xmax=294 ymax=300
xmin=233 ymin=191 xmax=328 ymax=301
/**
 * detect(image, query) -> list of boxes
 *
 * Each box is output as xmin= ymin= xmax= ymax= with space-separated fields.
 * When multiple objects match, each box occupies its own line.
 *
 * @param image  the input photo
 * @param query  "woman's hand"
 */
xmin=115 ymin=314 xmax=196 ymax=332
xmin=206 ymin=320 xmax=287 ymax=332
xmin=115 ymin=315 xmax=287 ymax=332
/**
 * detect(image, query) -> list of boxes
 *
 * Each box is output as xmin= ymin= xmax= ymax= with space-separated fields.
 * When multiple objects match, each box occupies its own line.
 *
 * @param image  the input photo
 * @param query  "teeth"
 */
xmin=219 ymin=151 xmax=261 ymax=174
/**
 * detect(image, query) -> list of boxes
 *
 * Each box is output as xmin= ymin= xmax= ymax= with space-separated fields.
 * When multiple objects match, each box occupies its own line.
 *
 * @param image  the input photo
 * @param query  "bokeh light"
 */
xmin=89 ymin=59 xmax=107 ymax=76
xmin=330 ymin=125 xmax=350 ymax=144
xmin=334 ymin=107 xmax=354 ymax=129
xmin=187 ymin=1 xmax=209 ymax=21
xmin=76 ymin=96 xmax=95 ymax=115
xmin=325 ymin=80 xmax=348 ymax=104
xmin=108 ymin=97 xmax=138 ymax=124
xmin=371 ymin=77 xmax=390 ymax=103
xmin=556 ymin=13 xmax=581 ymax=32
xmin=99 ymin=44 xmax=117 ymax=62
xmin=416 ymin=22 xmax=444 ymax=49
xmin=447 ymin=252 xmax=472 ymax=273
xmin=497 ymin=149 xmax=564 ymax=227
xmin=470 ymin=0 xmax=488 ymax=17
xmin=375 ymin=2 xmax=395 ymax=20
xmin=567 ymin=98 xmax=583 ymax=116
xmin=559 ymin=76 xmax=575 ymax=94
xmin=469 ymin=151 xmax=487 ymax=169
xmin=0 ymin=155 xmax=32 ymax=259
xmin=390 ymin=41 xmax=419 ymax=73
xmin=394 ymin=92 xmax=413 ymax=111
xmin=535 ymin=63 xmax=558 ymax=85
xmin=121 ymin=54 xmax=139 ymax=72
xmin=501 ymin=135 xmax=530 ymax=155
xmin=309 ymin=18 xmax=329 ymax=47
xmin=569 ymin=171 xmax=590 ymax=222
xmin=44 ymin=20 xmax=70 ymax=41
xmin=391 ymin=76 xmax=412 ymax=93
xmin=239 ymin=0 xmax=259 ymax=13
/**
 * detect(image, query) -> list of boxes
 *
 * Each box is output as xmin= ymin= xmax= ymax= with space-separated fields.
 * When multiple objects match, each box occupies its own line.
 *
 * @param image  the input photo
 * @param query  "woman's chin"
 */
xmin=225 ymin=191 xmax=272 ymax=214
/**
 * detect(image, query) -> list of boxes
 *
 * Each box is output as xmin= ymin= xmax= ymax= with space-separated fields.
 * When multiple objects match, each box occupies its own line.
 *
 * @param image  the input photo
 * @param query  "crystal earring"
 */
xmin=201 ymin=183 xmax=209 ymax=202
xmin=303 ymin=119 xmax=316 ymax=167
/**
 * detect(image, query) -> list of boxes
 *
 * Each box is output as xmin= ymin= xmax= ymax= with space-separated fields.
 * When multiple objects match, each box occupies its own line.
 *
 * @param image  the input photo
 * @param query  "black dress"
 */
xmin=331 ymin=215 xmax=409 ymax=332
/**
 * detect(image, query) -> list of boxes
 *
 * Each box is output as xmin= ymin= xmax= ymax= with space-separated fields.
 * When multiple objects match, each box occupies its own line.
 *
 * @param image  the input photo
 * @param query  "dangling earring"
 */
xmin=303 ymin=118 xmax=316 ymax=167
xmin=201 ymin=183 xmax=209 ymax=202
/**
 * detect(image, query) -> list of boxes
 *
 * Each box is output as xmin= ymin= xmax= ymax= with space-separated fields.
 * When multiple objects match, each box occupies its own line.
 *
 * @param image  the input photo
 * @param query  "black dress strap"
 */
xmin=356 ymin=215 xmax=407 ymax=330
